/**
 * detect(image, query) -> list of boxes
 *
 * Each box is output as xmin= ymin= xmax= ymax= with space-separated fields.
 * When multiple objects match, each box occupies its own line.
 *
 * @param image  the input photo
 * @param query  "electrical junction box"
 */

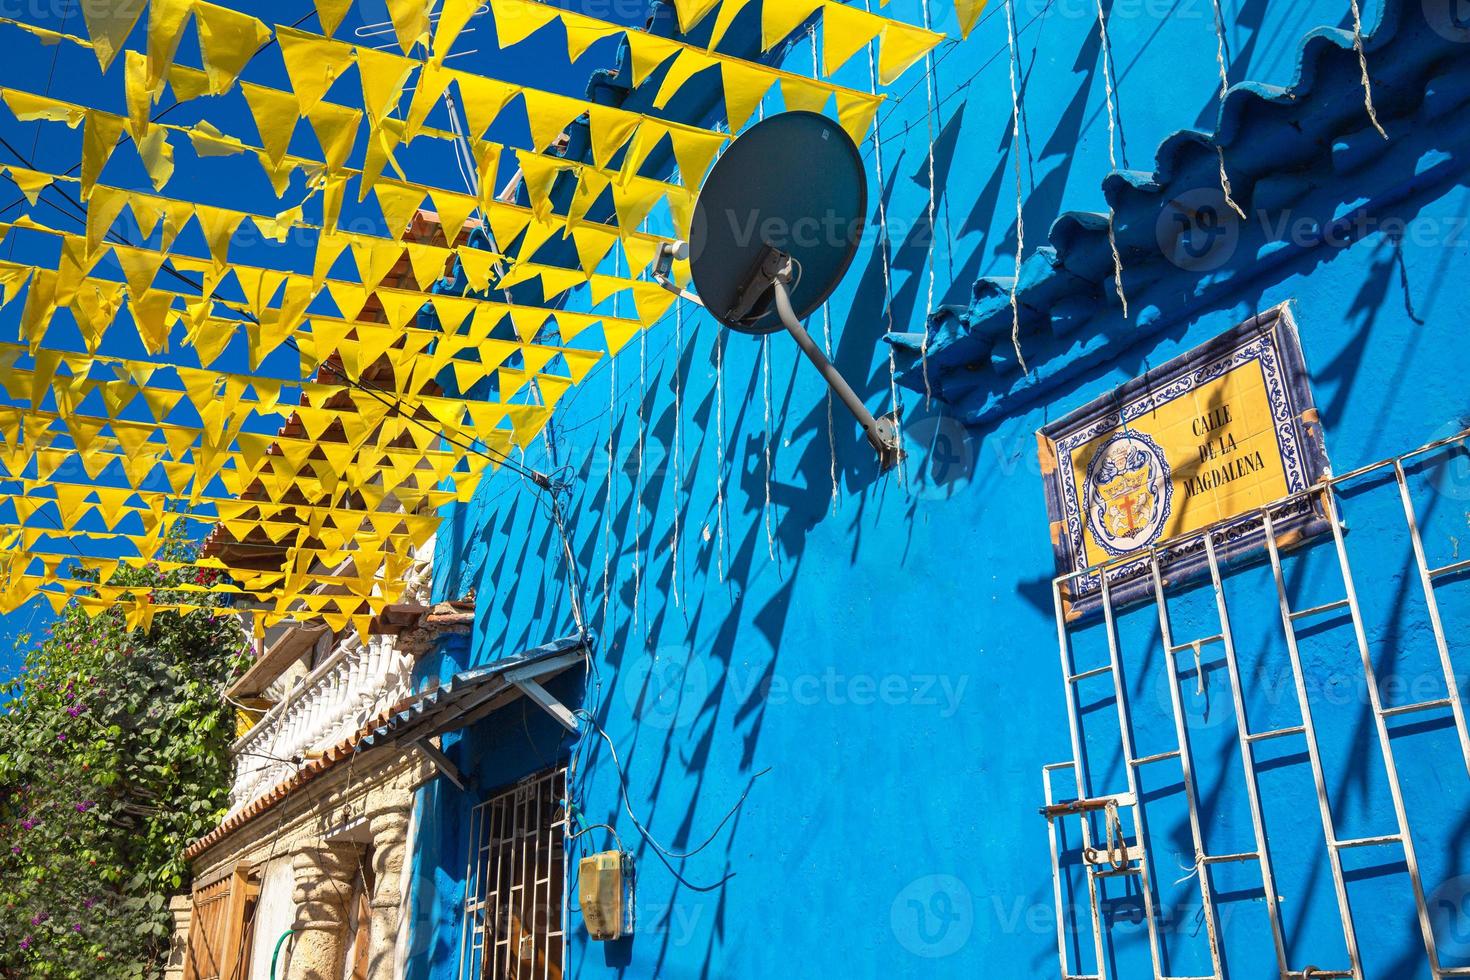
xmin=579 ymin=851 xmax=633 ymax=941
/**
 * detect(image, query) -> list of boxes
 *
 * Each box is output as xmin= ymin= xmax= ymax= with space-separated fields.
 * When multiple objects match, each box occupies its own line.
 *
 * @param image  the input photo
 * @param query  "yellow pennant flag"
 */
xmin=241 ymin=82 xmax=300 ymax=166
xmin=520 ymin=90 xmax=585 ymax=154
xmin=454 ymin=73 xmax=516 ymax=142
xmin=429 ymin=188 xmax=478 ymax=244
xmin=781 ymin=76 xmax=831 ymax=114
xmin=666 ymin=127 xmax=724 ymax=187
xmin=4 ymin=166 xmax=55 ymax=206
xmin=123 ymin=51 xmax=151 ymax=142
xmin=673 ymin=0 xmax=720 ymax=33
xmin=762 ymin=0 xmax=823 ymax=52
xmin=720 ymin=60 xmax=776 ymax=134
xmin=708 ymin=0 xmax=755 ymax=50
xmin=314 ymin=0 xmax=353 ymax=38
xmin=79 ymin=0 xmax=147 ymax=73
xmin=385 ymin=0 xmax=431 ymax=53
xmin=137 ymin=128 xmax=175 ymax=191
xmin=145 ymin=0 xmax=194 ymax=92
xmin=837 ymin=90 xmax=881 ymax=145
xmin=373 ymin=179 xmax=427 ymax=236
xmin=402 ymin=60 xmax=453 ymax=141
xmin=624 ymin=31 xmax=681 ymax=88
xmin=194 ymin=2 xmax=271 ymax=95
xmin=877 ymin=22 xmax=944 ymax=86
xmin=80 ymin=110 xmax=125 ymax=201
xmin=456 ymin=247 xmax=496 ymax=292
xmin=193 ymin=205 xmax=246 ymax=270
xmin=822 ymin=4 xmax=886 ymax=77
xmin=956 ymin=0 xmax=989 ymax=39
xmin=277 ymin=26 xmax=356 ymax=115
xmin=431 ymin=0 xmax=480 ymax=64
xmin=305 ymin=101 xmax=361 ymax=172
xmin=585 ymin=107 xmax=639 ymax=171
xmin=488 ymin=0 xmax=558 ymax=47
xmin=653 ymin=50 xmax=717 ymax=111
xmin=356 ymin=44 xmax=414 ymax=122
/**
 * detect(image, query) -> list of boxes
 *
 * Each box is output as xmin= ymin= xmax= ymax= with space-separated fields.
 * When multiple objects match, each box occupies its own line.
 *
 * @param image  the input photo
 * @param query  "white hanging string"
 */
xmin=633 ymin=279 xmax=647 ymax=642
xmin=1349 ymin=0 xmax=1388 ymax=139
xmin=1094 ymin=0 xmax=1130 ymax=319
xmin=601 ymin=250 xmax=621 ymax=636
xmin=670 ymin=301 xmax=682 ymax=609
xmin=822 ymin=302 xmax=838 ymax=510
xmin=762 ymin=335 xmax=776 ymax=563
xmin=865 ymin=0 xmax=904 ymax=480
xmin=920 ymin=0 xmax=939 ymax=405
xmin=1004 ymin=0 xmax=1029 ymax=372
xmin=1209 ymin=0 xmax=1247 ymax=219
xmin=714 ymin=332 xmax=726 ymax=583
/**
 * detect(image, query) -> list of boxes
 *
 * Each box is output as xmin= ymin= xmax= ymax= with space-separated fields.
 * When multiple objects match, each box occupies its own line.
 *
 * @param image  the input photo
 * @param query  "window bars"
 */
xmin=1042 ymin=429 xmax=1470 ymax=980
xmin=461 ymin=767 xmax=569 ymax=980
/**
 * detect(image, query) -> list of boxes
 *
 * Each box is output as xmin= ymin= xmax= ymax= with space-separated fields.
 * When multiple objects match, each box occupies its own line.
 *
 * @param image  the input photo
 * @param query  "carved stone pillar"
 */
xmin=364 ymin=806 xmax=413 ymax=980
xmin=163 ymin=894 xmax=192 ymax=980
xmin=286 ymin=842 xmax=361 ymax=980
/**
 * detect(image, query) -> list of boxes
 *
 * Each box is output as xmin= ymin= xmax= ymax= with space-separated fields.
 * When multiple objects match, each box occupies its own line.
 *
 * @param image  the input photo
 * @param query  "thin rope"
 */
xmin=633 ymin=285 xmax=646 ymax=643
xmin=1004 ymin=0 xmax=1029 ymax=372
xmin=762 ymin=335 xmax=776 ymax=563
xmin=1349 ymin=0 xmax=1388 ymax=139
xmin=822 ymin=303 xmax=838 ymax=510
xmin=1209 ymin=0 xmax=1247 ymax=219
xmin=920 ymin=0 xmax=939 ymax=406
xmin=670 ymin=300 xmax=682 ymax=609
xmin=714 ymin=331 xmax=726 ymax=583
xmin=866 ymin=0 xmax=905 ymax=480
xmin=1094 ymin=0 xmax=1130 ymax=320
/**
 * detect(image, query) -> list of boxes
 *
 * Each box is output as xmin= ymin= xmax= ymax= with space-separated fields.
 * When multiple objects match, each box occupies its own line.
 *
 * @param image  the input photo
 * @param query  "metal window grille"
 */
xmin=1042 ymin=430 xmax=1470 ymax=980
xmin=461 ymin=766 xmax=569 ymax=980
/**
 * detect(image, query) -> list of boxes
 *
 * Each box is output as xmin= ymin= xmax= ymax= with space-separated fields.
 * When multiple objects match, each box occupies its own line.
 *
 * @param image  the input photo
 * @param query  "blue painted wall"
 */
xmin=405 ymin=0 xmax=1470 ymax=976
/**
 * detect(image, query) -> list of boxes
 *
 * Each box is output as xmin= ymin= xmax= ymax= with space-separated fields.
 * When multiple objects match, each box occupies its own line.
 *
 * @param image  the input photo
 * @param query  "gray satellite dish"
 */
xmin=671 ymin=111 xmax=901 ymax=470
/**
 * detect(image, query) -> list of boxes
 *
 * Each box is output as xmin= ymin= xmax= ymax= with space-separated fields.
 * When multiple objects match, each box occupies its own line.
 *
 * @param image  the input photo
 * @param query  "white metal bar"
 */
xmin=1262 ymin=505 xmax=1364 ymax=978
xmin=1098 ymin=571 xmax=1166 ymax=978
xmin=1053 ymin=581 xmax=1110 ymax=979
xmin=1321 ymin=486 xmax=1444 ymax=974
xmin=1202 ymin=532 xmax=1290 ymax=976
xmin=1392 ymin=460 xmax=1470 ymax=776
xmin=1147 ymin=552 xmax=1226 ymax=979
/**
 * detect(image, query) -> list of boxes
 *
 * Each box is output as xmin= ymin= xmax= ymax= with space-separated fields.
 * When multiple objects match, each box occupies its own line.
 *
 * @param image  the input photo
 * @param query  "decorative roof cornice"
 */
xmin=889 ymin=0 xmax=1470 ymax=425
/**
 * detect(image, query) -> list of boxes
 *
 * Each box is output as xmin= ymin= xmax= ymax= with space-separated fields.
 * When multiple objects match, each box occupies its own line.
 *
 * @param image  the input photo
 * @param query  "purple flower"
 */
xmin=55 ymin=734 xmax=65 ymax=742
xmin=74 ymin=801 xmax=94 ymax=813
xmin=71 ymin=924 xmax=81 ymax=934
xmin=30 ymin=912 xmax=47 ymax=926
xmin=18 ymin=936 xmax=31 ymax=951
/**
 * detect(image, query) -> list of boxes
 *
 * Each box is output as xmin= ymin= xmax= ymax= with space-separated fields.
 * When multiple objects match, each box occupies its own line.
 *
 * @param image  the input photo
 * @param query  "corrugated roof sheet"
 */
xmin=357 ymin=633 xmax=589 ymax=751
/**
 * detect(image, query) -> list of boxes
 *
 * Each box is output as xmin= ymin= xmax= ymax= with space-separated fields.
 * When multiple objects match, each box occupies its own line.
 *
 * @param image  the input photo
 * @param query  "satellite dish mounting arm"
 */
xmin=752 ymin=248 xmax=903 ymax=471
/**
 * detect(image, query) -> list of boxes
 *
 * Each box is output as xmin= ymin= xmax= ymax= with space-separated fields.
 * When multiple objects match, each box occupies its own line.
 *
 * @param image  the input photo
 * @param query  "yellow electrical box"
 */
xmin=578 ymin=851 xmax=629 ymax=941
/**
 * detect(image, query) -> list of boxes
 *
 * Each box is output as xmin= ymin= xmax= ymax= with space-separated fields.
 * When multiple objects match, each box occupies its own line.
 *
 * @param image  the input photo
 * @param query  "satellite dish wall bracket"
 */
xmin=738 ymin=246 xmax=903 ymax=472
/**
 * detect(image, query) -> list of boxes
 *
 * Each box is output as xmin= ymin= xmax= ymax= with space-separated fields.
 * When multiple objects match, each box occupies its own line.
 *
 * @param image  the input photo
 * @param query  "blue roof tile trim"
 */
xmin=356 ymin=633 xmax=590 ymax=751
xmin=890 ymin=0 xmax=1470 ymax=426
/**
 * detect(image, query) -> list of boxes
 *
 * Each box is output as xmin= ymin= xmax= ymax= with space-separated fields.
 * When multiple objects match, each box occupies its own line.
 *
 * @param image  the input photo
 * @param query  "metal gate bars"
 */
xmin=1041 ymin=430 xmax=1470 ymax=980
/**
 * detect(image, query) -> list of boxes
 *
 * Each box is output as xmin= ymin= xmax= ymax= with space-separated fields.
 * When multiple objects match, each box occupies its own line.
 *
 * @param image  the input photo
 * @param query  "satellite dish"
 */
xmin=690 ymin=111 xmax=867 ymax=335
xmin=672 ymin=111 xmax=900 ymax=470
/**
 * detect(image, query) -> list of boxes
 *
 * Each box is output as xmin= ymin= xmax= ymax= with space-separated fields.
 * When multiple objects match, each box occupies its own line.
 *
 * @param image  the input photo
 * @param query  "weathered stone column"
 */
xmin=163 ymin=894 xmax=192 ymax=980
xmin=364 ymin=805 xmax=413 ymax=980
xmin=286 ymin=842 xmax=361 ymax=980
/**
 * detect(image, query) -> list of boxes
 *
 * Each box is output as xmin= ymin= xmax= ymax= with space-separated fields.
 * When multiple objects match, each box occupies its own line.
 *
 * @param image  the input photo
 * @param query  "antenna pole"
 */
xmin=771 ymin=279 xmax=903 ymax=471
